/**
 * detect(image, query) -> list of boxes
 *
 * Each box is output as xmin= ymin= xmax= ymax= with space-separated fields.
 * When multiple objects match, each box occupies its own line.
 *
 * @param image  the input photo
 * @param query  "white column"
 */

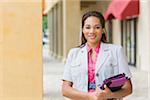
xmin=137 ymin=0 xmax=150 ymax=71
xmin=53 ymin=6 xmax=57 ymax=58
xmin=112 ymin=20 xmax=121 ymax=45
xmin=62 ymin=0 xmax=80 ymax=61
xmin=55 ymin=4 xmax=59 ymax=59
xmin=57 ymin=1 xmax=62 ymax=60
xmin=47 ymin=10 xmax=52 ymax=55
xmin=50 ymin=8 xmax=55 ymax=56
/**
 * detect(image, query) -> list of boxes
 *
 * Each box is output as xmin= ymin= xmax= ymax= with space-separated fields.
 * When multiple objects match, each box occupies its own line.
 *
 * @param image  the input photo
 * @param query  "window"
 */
xmin=121 ymin=18 xmax=137 ymax=66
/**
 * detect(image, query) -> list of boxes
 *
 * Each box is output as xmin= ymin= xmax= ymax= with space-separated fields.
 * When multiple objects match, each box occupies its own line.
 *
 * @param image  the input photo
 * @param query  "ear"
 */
xmin=102 ymin=28 xmax=105 ymax=34
xmin=102 ymin=28 xmax=106 ymax=33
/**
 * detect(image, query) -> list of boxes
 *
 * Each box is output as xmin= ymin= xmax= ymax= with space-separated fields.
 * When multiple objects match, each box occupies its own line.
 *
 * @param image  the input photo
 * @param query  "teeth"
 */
xmin=88 ymin=35 xmax=95 ymax=39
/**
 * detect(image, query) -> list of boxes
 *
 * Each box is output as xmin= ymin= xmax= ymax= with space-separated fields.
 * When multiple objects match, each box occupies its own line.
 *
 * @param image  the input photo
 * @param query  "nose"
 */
xmin=89 ymin=28 xmax=95 ymax=34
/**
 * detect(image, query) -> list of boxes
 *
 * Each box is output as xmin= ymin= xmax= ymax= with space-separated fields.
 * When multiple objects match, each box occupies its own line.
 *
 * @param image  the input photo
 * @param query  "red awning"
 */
xmin=104 ymin=0 xmax=139 ymax=20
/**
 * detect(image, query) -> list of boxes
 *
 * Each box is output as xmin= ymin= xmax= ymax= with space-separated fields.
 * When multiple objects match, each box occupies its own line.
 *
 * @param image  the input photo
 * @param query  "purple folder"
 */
xmin=100 ymin=73 xmax=128 ymax=92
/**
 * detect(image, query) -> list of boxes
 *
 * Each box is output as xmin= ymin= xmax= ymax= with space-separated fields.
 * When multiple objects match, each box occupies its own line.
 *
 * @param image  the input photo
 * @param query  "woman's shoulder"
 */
xmin=69 ymin=44 xmax=87 ymax=53
xmin=66 ymin=46 xmax=84 ymax=61
xmin=104 ymin=43 xmax=122 ymax=48
xmin=68 ymin=47 xmax=82 ymax=56
xmin=69 ymin=47 xmax=81 ymax=53
xmin=102 ymin=43 xmax=123 ymax=51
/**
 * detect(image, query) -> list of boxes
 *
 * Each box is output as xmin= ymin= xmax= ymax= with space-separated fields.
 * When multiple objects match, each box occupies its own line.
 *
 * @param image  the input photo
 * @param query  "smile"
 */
xmin=88 ymin=35 xmax=96 ymax=39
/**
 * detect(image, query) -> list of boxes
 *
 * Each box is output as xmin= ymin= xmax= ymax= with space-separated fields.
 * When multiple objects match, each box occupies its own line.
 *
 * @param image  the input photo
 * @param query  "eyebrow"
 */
xmin=84 ymin=24 xmax=102 ymax=26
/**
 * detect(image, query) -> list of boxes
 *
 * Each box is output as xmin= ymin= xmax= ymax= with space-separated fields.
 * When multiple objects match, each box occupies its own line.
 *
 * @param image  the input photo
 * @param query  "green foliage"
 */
xmin=42 ymin=15 xmax=47 ymax=32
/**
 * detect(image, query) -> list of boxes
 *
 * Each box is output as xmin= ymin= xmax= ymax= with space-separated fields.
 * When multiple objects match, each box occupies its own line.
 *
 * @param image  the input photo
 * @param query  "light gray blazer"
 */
xmin=63 ymin=43 xmax=132 ymax=93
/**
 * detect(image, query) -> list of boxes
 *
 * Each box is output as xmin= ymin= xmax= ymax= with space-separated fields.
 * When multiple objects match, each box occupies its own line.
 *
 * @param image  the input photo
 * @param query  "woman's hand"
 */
xmin=102 ymin=85 xmax=113 ymax=98
xmin=95 ymin=85 xmax=113 ymax=100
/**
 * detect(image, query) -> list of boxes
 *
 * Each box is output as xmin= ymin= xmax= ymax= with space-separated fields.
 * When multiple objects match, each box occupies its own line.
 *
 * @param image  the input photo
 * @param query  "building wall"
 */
xmin=47 ymin=0 xmax=80 ymax=61
xmin=62 ymin=0 xmax=80 ymax=60
xmin=104 ymin=0 xmax=150 ymax=72
xmin=0 ymin=1 xmax=42 ymax=100
xmin=46 ymin=0 xmax=150 ymax=72
xmin=112 ymin=20 xmax=121 ymax=45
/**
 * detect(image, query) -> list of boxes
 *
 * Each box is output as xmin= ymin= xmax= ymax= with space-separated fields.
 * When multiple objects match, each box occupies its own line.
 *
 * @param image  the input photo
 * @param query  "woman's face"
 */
xmin=83 ymin=16 xmax=103 ymax=46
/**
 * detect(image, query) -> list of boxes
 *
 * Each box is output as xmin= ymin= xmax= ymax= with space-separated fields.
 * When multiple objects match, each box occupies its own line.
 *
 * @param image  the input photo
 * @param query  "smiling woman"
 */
xmin=61 ymin=11 xmax=132 ymax=100
xmin=83 ymin=16 xmax=103 ymax=48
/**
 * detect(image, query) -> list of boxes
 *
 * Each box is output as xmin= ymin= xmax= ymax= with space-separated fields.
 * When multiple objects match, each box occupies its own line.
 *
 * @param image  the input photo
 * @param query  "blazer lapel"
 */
xmin=80 ymin=46 xmax=88 ymax=74
xmin=78 ymin=43 xmax=109 ymax=75
xmin=95 ymin=43 xmax=109 ymax=73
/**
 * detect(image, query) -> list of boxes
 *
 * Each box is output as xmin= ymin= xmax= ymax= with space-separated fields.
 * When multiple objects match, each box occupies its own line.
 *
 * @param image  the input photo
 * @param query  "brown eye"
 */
xmin=85 ymin=26 xmax=90 ymax=29
xmin=96 ymin=26 xmax=101 ymax=29
xmin=95 ymin=25 xmax=102 ymax=29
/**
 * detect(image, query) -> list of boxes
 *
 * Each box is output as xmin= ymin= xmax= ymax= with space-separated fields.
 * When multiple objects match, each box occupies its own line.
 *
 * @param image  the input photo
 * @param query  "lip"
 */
xmin=88 ymin=35 xmax=96 ymax=39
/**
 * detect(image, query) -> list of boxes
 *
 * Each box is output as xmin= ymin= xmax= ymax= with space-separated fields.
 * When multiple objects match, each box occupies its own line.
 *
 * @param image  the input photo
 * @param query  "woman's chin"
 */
xmin=88 ymin=40 xmax=99 ymax=45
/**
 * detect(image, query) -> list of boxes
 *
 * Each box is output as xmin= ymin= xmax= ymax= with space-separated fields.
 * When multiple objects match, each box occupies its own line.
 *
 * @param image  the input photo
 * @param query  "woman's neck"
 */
xmin=87 ymin=42 xmax=101 ymax=50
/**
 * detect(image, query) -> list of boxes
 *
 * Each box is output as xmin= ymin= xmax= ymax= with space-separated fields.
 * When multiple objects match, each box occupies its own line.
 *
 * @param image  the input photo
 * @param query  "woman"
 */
xmin=62 ymin=11 xmax=132 ymax=100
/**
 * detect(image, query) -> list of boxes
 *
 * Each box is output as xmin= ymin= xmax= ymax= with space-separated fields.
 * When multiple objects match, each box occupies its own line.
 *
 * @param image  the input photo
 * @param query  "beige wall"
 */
xmin=44 ymin=0 xmax=60 ymax=14
xmin=45 ymin=0 xmax=150 ymax=72
xmin=112 ymin=20 xmax=121 ymax=45
xmin=46 ymin=0 xmax=80 ymax=61
xmin=0 ymin=1 xmax=42 ymax=100
xmin=63 ymin=0 xmax=80 ymax=60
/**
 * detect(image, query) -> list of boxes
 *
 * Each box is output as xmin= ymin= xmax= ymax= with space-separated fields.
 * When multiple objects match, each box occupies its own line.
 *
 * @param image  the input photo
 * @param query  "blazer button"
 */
xmin=96 ymin=73 xmax=99 ymax=77
xmin=110 ymin=63 xmax=113 ymax=66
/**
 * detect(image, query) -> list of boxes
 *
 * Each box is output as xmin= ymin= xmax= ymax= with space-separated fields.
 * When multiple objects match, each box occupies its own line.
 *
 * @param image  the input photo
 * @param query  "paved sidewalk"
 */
xmin=124 ymin=67 xmax=149 ymax=100
xmin=43 ymin=46 xmax=149 ymax=100
xmin=43 ymin=46 xmax=64 ymax=100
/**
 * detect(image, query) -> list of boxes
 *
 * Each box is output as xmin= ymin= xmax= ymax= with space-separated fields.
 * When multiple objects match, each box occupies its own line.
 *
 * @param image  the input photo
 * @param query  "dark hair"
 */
xmin=80 ymin=11 xmax=107 ymax=47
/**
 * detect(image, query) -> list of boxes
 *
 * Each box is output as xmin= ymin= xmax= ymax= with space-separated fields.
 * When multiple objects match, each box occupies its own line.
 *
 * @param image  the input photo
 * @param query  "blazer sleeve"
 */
xmin=62 ymin=49 xmax=74 ymax=82
xmin=117 ymin=46 xmax=132 ymax=79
